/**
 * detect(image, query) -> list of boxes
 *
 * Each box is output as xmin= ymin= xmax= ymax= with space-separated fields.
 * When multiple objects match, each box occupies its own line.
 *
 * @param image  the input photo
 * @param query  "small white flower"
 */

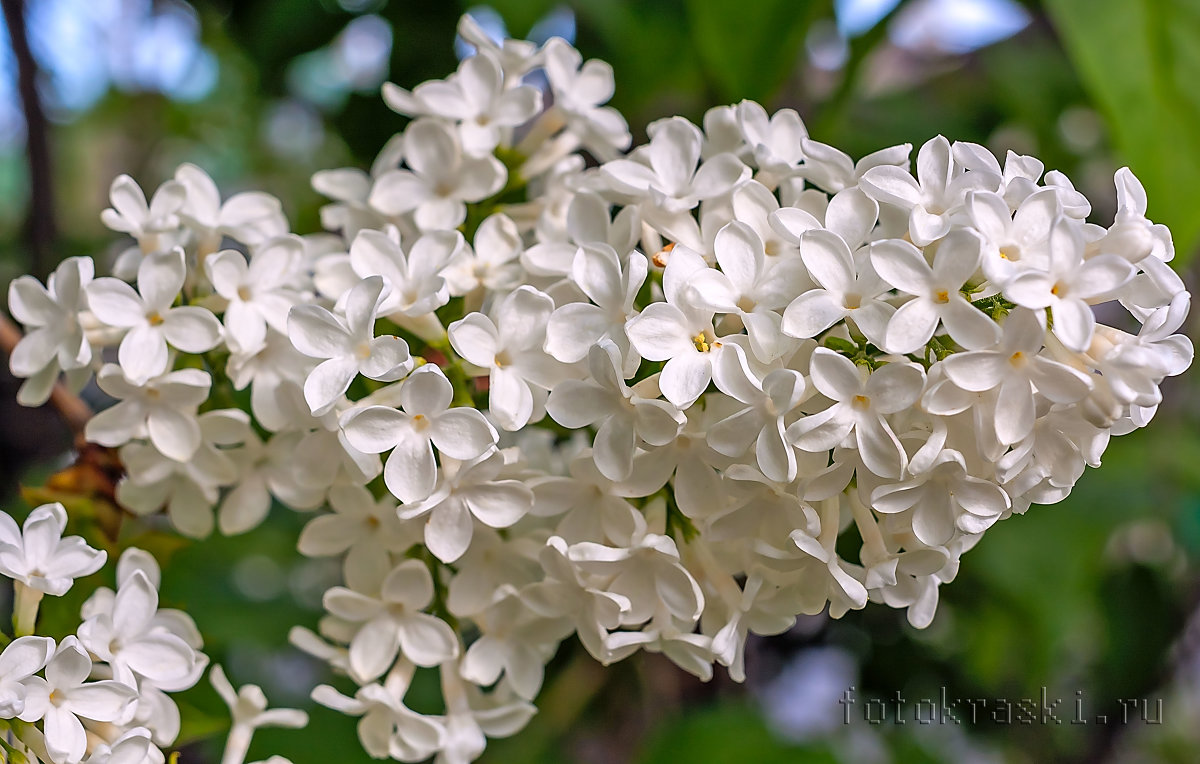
xmin=544 ymin=244 xmax=647 ymax=373
xmin=872 ymin=450 xmax=1011 ymax=546
xmin=859 ymin=135 xmax=997 ymax=246
xmin=287 ymin=276 xmax=414 ymax=416
xmin=85 ymin=365 xmax=211 ymax=462
xmin=869 ymin=230 xmax=1000 ymax=354
xmin=77 ymin=568 xmax=198 ymax=688
xmin=29 ymin=636 xmax=139 ymax=764
xmin=205 ymin=237 xmax=303 ymax=354
xmin=211 ymin=665 xmax=308 ymax=764
xmin=348 ymin=228 xmax=459 ymax=316
xmin=369 ymin=119 xmax=506 ymax=231
xmin=0 ymin=503 xmax=106 ymax=597
xmin=86 ymin=249 xmax=222 ymax=383
xmin=400 ymin=451 xmax=533 ymax=564
xmin=323 ymin=559 xmax=460 ymax=681
xmin=340 ymin=364 xmax=498 ymax=503
xmin=780 ymin=229 xmax=894 ymax=347
xmin=938 ymin=308 xmax=1093 ymax=445
xmin=788 ymin=349 xmax=925 ymax=479
xmin=6 ymin=256 xmax=94 ymax=406
xmin=0 ymin=636 xmax=55 ymax=720
xmin=175 ymin=163 xmax=288 ymax=252
xmin=1003 ymin=217 xmax=1135 ymax=352
xmin=709 ymin=344 xmax=807 ymax=483
xmin=625 ymin=246 xmax=726 ymax=408
xmin=313 ymin=680 xmax=445 ymax=762
xmin=542 ymin=38 xmax=631 ymax=159
xmin=448 ymin=285 xmax=564 ymax=431
xmin=545 ymin=341 xmax=684 ymax=482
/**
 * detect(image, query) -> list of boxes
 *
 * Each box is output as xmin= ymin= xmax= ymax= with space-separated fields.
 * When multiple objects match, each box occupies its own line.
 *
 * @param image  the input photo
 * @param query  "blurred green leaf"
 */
xmin=636 ymin=704 xmax=835 ymax=764
xmin=1045 ymin=0 xmax=1200 ymax=260
xmin=683 ymin=0 xmax=824 ymax=104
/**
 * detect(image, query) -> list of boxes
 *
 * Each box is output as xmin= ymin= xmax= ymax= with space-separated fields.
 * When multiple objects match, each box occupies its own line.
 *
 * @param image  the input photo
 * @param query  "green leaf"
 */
xmin=1045 ymin=0 xmax=1200 ymax=261
xmin=683 ymin=0 xmax=827 ymax=104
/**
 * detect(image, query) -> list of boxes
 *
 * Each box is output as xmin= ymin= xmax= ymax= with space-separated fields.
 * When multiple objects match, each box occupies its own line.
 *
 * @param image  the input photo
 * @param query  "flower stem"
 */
xmin=12 ymin=582 xmax=42 ymax=638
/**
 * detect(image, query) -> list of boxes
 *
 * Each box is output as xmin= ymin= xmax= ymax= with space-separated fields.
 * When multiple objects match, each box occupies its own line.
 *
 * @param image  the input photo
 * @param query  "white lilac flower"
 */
xmin=522 ymin=191 xmax=640 ymax=277
xmin=859 ymin=135 xmax=998 ymax=246
xmin=780 ymin=229 xmax=894 ymax=347
xmin=211 ymin=665 xmax=308 ymax=764
xmin=6 ymin=256 xmax=94 ymax=406
xmin=86 ymin=249 xmax=222 ymax=383
xmin=1003 ymin=216 xmax=1135 ymax=352
xmin=541 ymin=38 xmax=631 ymax=159
xmin=543 ymin=244 xmax=648 ymax=374
xmin=115 ymin=410 xmax=248 ymax=539
xmin=79 ymin=727 xmax=162 ymax=764
xmin=440 ymin=214 xmax=522 ymax=297
xmin=871 ymin=450 xmax=1012 ymax=546
xmin=601 ymin=116 xmax=748 ymax=250
xmin=686 ymin=220 xmax=808 ymax=362
xmin=545 ymin=341 xmax=684 ymax=482
xmin=399 ymin=451 xmax=534 ymax=564
xmin=323 ymin=559 xmax=460 ymax=681
xmin=447 ymin=285 xmax=564 ymax=431
xmin=77 ymin=568 xmax=198 ymax=688
xmin=709 ymin=344 xmax=807 ymax=483
xmin=625 ymin=246 xmax=726 ymax=408
xmin=348 ymin=228 xmax=458 ymax=317
xmin=297 ymin=484 xmax=418 ymax=589
xmin=369 ymin=119 xmax=506 ymax=231
xmin=85 ymin=365 xmax=211 ymax=462
xmin=734 ymin=100 xmax=807 ymax=188
xmin=28 ymin=636 xmax=139 ymax=764
xmin=101 ymin=174 xmax=187 ymax=277
xmin=0 ymin=636 xmax=54 ymax=720
xmin=312 ymin=679 xmax=445 ymax=762
xmin=288 ymin=275 xmax=414 ymax=416
xmin=0 ymin=503 xmax=106 ymax=597
xmin=174 ymin=163 xmax=288 ymax=253
xmin=869 ymin=229 xmax=1000 ymax=354
xmin=938 ymin=308 xmax=1092 ymax=445
xmin=796 ymin=138 xmax=912 ymax=195
xmin=964 ymin=188 xmax=1058 ymax=284
xmin=340 ymin=364 xmax=498 ymax=503
xmin=205 ymin=237 xmax=303 ymax=354
xmin=788 ymin=348 xmax=926 ymax=479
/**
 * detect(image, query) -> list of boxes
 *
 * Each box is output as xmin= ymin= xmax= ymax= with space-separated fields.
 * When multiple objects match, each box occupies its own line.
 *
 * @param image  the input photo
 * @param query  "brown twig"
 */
xmin=1 ymin=0 xmax=56 ymax=280
xmin=0 ymin=312 xmax=91 ymax=438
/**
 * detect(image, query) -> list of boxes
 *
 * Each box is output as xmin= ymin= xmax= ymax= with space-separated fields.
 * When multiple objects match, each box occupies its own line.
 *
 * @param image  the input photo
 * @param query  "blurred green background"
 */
xmin=2 ymin=1 xmax=1199 ymax=762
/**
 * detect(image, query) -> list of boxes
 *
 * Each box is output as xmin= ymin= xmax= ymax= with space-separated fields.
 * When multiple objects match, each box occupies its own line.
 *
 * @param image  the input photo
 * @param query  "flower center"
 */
xmin=147 ymin=311 xmax=165 ymax=326
xmin=494 ymin=350 xmax=512 ymax=368
xmin=237 ymin=286 xmax=253 ymax=301
xmin=355 ymin=342 xmax=373 ymax=360
xmin=934 ymin=289 xmax=950 ymax=304
xmin=1050 ymin=282 xmax=1066 ymax=297
xmin=843 ymin=293 xmax=861 ymax=310
xmin=736 ymin=296 xmax=757 ymax=313
xmin=412 ymin=413 xmax=430 ymax=432
xmin=692 ymin=332 xmax=716 ymax=353
xmin=851 ymin=394 xmax=871 ymax=410
xmin=999 ymin=244 xmax=1021 ymax=261
xmin=1009 ymin=351 xmax=1027 ymax=367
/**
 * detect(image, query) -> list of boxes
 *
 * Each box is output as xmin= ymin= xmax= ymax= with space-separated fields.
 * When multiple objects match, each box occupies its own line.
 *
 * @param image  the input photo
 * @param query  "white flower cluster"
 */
xmin=5 ymin=14 xmax=1193 ymax=763
xmin=0 ymin=504 xmax=205 ymax=764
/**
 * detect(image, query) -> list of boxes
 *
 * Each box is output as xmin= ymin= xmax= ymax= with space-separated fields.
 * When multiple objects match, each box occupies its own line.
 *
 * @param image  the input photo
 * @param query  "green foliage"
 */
xmin=683 ymin=0 xmax=827 ymax=105
xmin=1045 ymin=0 xmax=1200 ymax=261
